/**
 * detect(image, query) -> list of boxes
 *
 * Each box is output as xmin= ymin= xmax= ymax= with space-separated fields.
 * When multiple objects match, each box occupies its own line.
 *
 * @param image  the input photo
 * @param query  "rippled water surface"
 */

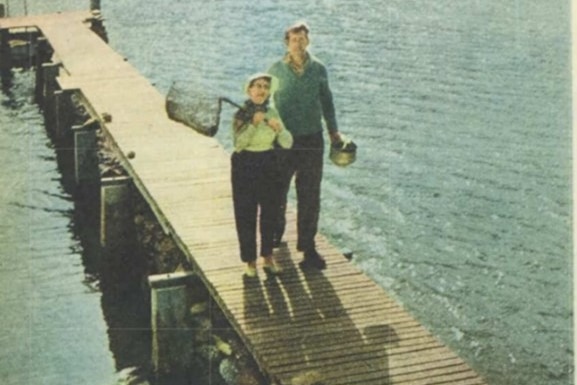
xmin=0 ymin=72 xmax=118 ymax=384
xmin=1 ymin=1 xmax=573 ymax=385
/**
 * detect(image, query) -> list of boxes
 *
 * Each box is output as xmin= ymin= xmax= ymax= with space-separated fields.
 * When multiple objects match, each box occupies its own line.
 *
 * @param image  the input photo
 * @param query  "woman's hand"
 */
xmin=251 ymin=111 xmax=267 ymax=126
xmin=267 ymin=118 xmax=282 ymax=133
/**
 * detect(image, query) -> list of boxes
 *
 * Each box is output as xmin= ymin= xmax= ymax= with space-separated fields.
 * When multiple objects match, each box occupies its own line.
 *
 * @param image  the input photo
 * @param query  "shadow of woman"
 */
xmin=242 ymin=275 xmax=270 ymax=329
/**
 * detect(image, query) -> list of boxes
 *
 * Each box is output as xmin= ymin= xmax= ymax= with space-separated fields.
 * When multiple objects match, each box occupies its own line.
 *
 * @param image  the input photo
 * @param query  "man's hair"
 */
xmin=284 ymin=22 xmax=310 ymax=42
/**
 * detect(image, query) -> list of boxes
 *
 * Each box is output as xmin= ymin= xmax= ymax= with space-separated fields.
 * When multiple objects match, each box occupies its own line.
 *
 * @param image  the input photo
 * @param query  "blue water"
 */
xmin=0 ymin=72 xmax=118 ymax=384
xmin=1 ymin=1 xmax=573 ymax=385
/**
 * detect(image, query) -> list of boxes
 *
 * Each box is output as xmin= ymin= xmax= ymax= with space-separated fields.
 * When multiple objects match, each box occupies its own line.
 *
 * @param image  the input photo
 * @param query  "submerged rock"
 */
xmin=220 ymin=357 xmax=263 ymax=385
xmin=189 ymin=301 xmax=208 ymax=315
xmin=219 ymin=358 xmax=240 ymax=385
xmin=213 ymin=334 xmax=232 ymax=356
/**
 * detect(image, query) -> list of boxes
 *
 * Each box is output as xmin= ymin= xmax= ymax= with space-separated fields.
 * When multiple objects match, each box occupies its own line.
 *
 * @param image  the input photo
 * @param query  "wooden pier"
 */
xmin=0 ymin=11 xmax=489 ymax=385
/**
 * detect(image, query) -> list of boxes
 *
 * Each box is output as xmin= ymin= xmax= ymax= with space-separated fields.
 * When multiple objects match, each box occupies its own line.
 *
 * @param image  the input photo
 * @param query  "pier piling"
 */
xmin=41 ymin=61 xmax=60 ymax=126
xmin=0 ymin=28 xmax=11 ymax=80
xmin=34 ymin=37 xmax=50 ymax=105
xmin=72 ymin=120 xmax=100 ymax=187
xmin=90 ymin=0 xmax=101 ymax=11
xmin=148 ymin=271 xmax=196 ymax=380
xmin=100 ymin=176 xmax=134 ymax=249
xmin=54 ymin=89 xmax=74 ymax=141
xmin=89 ymin=10 xmax=108 ymax=42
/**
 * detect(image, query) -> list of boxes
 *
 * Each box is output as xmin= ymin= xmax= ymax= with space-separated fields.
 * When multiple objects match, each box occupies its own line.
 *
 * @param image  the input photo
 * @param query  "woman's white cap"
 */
xmin=244 ymin=72 xmax=279 ymax=94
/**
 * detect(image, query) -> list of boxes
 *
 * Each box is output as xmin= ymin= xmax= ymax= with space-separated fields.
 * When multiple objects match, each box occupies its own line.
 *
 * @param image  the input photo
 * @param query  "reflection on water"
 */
xmin=75 ymin=181 xmax=153 ymax=378
xmin=100 ymin=272 xmax=151 ymax=374
xmin=0 ymin=70 xmax=152 ymax=385
xmin=0 ymin=70 xmax=112 ymax=384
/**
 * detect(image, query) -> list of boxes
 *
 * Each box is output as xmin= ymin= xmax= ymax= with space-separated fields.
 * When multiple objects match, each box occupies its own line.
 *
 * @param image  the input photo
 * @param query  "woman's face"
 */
xmin=248 ymin=78 xmax=271 ymax=105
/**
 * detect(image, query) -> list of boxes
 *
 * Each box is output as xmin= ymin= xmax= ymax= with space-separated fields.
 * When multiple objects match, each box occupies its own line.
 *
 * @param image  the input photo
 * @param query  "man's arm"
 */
xmin=318 ymin=65 xmax=341 ymax=143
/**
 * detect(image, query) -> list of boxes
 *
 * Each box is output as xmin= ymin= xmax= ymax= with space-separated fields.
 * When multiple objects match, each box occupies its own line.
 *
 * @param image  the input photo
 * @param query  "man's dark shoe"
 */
xmin=299 ymin=249 xmax=327 ymax=270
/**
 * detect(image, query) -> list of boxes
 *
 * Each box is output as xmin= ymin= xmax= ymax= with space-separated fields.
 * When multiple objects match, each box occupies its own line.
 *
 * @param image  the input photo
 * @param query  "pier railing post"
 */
xmin=148 ymin=271 xmax=195 ymax=380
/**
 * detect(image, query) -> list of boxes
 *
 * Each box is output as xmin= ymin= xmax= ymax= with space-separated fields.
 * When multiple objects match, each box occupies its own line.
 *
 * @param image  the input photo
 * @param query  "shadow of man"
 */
xmin=242 ymin=245 xmax=399 ymax=385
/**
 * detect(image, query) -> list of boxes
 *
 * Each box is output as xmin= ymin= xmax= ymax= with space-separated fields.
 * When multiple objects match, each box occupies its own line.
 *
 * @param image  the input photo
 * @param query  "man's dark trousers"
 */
xmin=274 ymin=131 xmax=324 ymax=252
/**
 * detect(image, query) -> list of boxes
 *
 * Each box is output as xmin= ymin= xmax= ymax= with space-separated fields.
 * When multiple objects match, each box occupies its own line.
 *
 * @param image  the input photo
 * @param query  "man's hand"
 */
xmin=329 ymin=131 xmax=342 ymax=144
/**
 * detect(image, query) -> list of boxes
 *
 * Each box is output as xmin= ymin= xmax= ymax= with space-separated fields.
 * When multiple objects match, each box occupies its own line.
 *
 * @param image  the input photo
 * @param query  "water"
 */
xmin=0 ymin=69 xmax=152 ymax=384
xmin=1 ymin=1 xmax=573 ymax=385
xmin=0 ymin=72 xmax=118 ymax=384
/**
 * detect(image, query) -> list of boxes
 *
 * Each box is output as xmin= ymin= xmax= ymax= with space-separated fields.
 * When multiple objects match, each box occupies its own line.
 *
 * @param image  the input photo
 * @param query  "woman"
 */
xmin=231 ymin=73 xmax=293 ymax=277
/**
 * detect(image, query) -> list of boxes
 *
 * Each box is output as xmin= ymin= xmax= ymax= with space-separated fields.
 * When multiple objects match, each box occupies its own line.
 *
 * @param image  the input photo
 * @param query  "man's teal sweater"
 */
xmin=269 ymin=54 xmax=338 ymax=138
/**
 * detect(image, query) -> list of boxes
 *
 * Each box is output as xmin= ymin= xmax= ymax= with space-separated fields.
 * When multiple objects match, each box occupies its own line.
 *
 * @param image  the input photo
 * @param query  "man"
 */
xmin=268 ymin=22 xmax=342 ymax=270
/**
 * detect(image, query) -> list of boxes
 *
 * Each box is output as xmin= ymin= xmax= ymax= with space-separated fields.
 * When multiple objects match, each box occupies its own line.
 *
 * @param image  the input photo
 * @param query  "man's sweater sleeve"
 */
xmin=319 ymin=64 xmax=338 ymax=134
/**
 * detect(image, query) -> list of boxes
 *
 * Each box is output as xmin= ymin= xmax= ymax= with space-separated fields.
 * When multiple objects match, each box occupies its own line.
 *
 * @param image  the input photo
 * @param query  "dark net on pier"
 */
xmin=165 ymin=81 xmax=221 ymax=137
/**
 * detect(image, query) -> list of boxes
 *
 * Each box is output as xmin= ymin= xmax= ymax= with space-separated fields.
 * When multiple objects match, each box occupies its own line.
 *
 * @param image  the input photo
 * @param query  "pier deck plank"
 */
xmin=1 ymin=12 xmax=488 ymax=385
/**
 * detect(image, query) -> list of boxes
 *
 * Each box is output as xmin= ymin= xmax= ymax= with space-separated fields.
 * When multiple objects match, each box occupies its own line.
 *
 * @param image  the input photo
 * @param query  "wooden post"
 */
xmin=0 ymin=28 xmax=11 ymax=78
xmin=41 ymin=61 xmax=60 ymax=127
xmin=90 ymin=0 xmax=101 ymax=11
xmin=100 ymin=176 xmax=133 ymax=249
xmin=54 ymin=89 xmax=74 ymax=142
xmin=100 ymin=175 xmax=144 ymax=293
xmin=34 ymin=37 xmax=49 ymax=106
xmin=72 ymin=120 xmax=99 ymax=188
xmin=88 ymin=9 xmax=108 ymax=43
xmin=148 ymin=271 xmax=195 ymax=380
xmin=0 ymin=4 xmax=5 ymax=18
xmin=26 ymin=27 xmax=35 ymax=69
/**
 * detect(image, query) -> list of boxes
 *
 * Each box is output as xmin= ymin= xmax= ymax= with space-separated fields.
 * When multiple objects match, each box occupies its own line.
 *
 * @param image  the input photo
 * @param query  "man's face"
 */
xmin=286 ymin=30 xmax=309 ymax=57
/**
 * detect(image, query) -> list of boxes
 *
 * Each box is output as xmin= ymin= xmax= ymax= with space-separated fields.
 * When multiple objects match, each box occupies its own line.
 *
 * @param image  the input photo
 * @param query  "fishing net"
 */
xmin=165 ymin=80 xmax=222 ymax=137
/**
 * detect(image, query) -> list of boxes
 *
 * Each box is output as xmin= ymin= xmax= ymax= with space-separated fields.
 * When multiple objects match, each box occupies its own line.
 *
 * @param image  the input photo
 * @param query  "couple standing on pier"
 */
xmin=231 ymin=21 xmax=345 ymax=278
